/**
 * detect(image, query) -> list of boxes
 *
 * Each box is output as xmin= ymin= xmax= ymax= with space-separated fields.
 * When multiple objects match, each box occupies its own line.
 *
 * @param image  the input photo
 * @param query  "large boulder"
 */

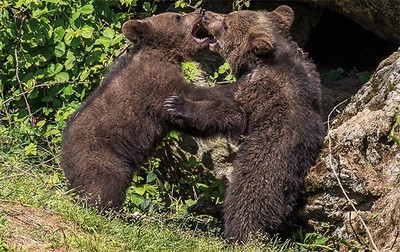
xmin=300 ymin=50 xmax=400 ymax=250
xmin=291 ymin=0 xmax=400 ymax=43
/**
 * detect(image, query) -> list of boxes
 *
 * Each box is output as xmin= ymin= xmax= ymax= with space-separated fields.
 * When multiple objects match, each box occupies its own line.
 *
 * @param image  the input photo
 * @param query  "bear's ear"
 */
xmin=272 ymin=5 xmax=294 ymax=32
xmin=122 ymin=20 xmax=150 ymax=42
xmin=248 ymin=32 xmax=274 ymax=55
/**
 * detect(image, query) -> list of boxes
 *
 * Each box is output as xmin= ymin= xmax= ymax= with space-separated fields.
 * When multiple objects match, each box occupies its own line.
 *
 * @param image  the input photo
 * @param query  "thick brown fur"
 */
xmin=165 ymin=6 xmax=324 ymax=243
xmin=61 ymin=11 xmax=246 ymax=210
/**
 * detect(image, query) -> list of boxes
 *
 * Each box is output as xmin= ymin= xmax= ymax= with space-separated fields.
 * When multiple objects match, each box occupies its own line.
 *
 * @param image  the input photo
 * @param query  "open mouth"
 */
xmin=192 ymin=22 xmax=214 ymax=43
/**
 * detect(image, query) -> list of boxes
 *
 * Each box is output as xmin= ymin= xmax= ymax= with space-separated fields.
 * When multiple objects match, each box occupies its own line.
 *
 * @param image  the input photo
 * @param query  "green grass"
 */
xmin=0 ymin=131 xmax=298 ymax=252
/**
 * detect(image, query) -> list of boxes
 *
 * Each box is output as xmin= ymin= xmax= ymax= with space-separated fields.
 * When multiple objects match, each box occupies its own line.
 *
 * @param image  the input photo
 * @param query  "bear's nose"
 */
xmin=203 ymin=11 xmax=211 ymax=21
xmin=203 ymin=11 xmax=217 ymax=21
xmin=196 ymin=8 xmax=205 ymax=15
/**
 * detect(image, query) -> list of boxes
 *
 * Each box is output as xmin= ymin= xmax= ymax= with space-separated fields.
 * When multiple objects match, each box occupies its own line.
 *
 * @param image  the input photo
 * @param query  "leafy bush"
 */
xmin=0 ymin=0 xmax=135 ymax=146
xmin=0 ymin=0 xmax=237 ymax=213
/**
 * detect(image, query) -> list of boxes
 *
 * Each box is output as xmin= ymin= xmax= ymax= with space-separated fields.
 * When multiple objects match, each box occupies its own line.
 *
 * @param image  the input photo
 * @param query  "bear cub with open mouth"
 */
xmin=165 ymin=6 xmax=324 ymax=243
xmin=61 ymin=10 xmax=245 ymax=210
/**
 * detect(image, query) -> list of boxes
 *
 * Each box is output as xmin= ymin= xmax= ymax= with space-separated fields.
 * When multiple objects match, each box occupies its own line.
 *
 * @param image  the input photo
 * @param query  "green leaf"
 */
xmin=64 ymin=28 xmax=75 ymax=45
xmin=64 ymin=51 xmax=76 ymax=70
xmin=28 ymin=89 xmax=39 ymax=99
xmin=41 ymin=96 xmax=53 ymax=102
xmin=80 ymin=25 xmax=94 ymax=39
xmin=64 ymin=58 xmax=75 ymax=70
xmin=146 ymin=172 xmax=157 ymax=183
xmin=24 ymin=143 xmax=37 ymax=156
xmin=54 ymin=42 xmax=66 ymax=57
xmin=142 ymin=1 xmax=151 ymax=12
xmin=357 ymin=72 xmax=371 ymax=84
xmin=53 ymin=26 xmax=65 ymax=42
xmin=196 ymin=183 xmax=209 ymax=191
xmin=36 ymin=120 xmax=46 ymax=127
xmin=143 ymin=184 xmax=157 ymax=195
xmin=168 ymin=130 xmax=181 ymax=141
xmin=71 ymin=11 xmax=81 ymax=20
xmin=32 ymin=7 xmax=48 ymax=18
xmin=129 ymin=193 xmax=145 ymax=206
xmin=55 ymin=72 xmax=69 ymax=82
xmin=62 ymin=85 xmax=74 ymax=96
xmin=315 ymin=236 xmax=329 ymax=245
xmin=133 ymin=187 xmax=146 ymax=196
xmin=327 ymin=67 xmax=345 ymax=80
xmin=54 ymin=63 xmax=63 ymax=74
xmin=80 ymin=69 xmax=90 ymax=81
xmin=113 ymin=34 xmax=124 ymax=44
xmin=44 ymin=63 xmax=56 ymax=77
xmin=95 ymin=37 xmax=112 ymax=48
xmin=79 ymin=5 xmax=94 ymax=15
xmin=44 ymin=128 xmax=60 ymax=137
xmin=140 ymin=199 xmax=151 ymax=210
xmin=103 ymin=28 xmax=115 ymax=39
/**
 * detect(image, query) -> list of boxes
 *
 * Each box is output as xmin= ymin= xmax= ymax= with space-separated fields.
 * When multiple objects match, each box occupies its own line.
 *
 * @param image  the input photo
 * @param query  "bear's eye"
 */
xmin=175 ymin=15 xmax=182 ymax=22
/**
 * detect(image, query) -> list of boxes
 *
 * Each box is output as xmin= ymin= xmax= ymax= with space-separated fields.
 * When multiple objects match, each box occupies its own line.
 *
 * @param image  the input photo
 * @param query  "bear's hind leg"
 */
xmin=68 ymin=152 xmax=134 ymax=211
xmin=223 ymin=150 xmax=294 ymax=244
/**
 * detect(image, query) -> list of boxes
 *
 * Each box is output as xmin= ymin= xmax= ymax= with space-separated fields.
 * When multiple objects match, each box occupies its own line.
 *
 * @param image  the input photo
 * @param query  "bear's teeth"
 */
xmin=194 ymin=37 xmax=207 ymax=43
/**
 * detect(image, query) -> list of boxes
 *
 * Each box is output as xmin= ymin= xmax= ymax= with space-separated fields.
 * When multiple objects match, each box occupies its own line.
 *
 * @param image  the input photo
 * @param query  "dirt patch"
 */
xmin=0 ymin=201 xmax=76 ymax=251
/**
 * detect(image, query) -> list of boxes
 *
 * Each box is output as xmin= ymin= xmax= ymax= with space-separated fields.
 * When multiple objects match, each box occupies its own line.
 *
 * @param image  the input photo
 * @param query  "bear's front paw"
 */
xmin=164 ymin=96 xmax=188 ymax=118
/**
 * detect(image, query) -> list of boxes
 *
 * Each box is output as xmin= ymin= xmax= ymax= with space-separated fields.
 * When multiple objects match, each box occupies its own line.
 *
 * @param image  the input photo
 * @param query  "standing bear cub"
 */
xmin=61 ymin=10 xmax=245 ymax=210
xmin=165 ymin=6 xmax=324 ymax=243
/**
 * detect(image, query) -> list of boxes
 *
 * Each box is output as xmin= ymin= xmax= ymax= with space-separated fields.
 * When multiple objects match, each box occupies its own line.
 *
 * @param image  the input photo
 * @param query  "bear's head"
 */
xmin=202 ymin=6 xmax=295 ymax=73
xmin=122 ymin=10 xmax=211 ymax=60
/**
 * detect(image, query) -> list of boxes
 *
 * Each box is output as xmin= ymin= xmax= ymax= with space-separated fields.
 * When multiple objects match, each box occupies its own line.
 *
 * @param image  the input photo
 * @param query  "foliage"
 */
xmin=356 ymin=71 xmax=371 ymax=84
xmin=293 ymin=227 xmax=370 ymax=251
xmin=232 ymin=0 xmax=251 ymax=11
xmin=327 ymin=67 xmax=345 ymax=80
xmin=0 ymin=0 xmax=237 ymax=215
xmin=175 ymin=0 xmax=203 ymax=9
xmin=212 ymin=62 xmax=236 ymax=83
xmin=0 ymin=0 xmax=135 ymax=154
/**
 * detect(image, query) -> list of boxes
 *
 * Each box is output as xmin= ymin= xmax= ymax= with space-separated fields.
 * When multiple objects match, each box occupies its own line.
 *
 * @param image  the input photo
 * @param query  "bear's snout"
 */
xmin=203 ymin=11 xmax=218 ymax=23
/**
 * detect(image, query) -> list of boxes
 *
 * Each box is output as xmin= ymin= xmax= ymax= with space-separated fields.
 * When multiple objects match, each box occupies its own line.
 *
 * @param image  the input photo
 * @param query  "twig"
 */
xmin=14 ymin=16 xmax=33 ymax=125
xmin=0 ymin=167 xmax=35 ymax=181
xmin=0 ymin=153 xmax=61 ymax=182
xmin=2 ymin=81 xmax=75 ymax=105
xmin=390 ymin=227 xmax=399 ymax=250
xmin=215 ymin=80 xmax=234 ymax=85
xmin=296 ymin=242 xmax=337 ymax=251
xmin=326 ymin=99 xmax=379 ymax=251
xmin=114 ymin=43 xmax=130 ymax=59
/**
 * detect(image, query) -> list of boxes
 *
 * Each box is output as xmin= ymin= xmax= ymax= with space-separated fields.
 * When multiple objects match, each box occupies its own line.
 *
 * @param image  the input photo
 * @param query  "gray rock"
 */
xmin=301 ymin=50 xmax=400 ymax=250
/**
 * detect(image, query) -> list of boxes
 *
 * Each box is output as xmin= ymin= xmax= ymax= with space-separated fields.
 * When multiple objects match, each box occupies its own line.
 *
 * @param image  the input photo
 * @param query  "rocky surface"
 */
xmin=300 ymin=50 xmax=400 ymax=250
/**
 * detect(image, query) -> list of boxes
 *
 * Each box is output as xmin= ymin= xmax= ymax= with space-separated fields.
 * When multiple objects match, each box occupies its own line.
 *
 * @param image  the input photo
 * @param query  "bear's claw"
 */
xmin=164 ymin=96 xmax=187 ymax=118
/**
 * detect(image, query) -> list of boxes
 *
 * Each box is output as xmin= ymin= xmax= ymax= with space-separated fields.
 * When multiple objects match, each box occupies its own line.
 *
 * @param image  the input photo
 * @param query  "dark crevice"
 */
xmin=304 ymin=8 xmax=398 ymax=120
xmin=305 ymin=8 xmax=397 ymax=71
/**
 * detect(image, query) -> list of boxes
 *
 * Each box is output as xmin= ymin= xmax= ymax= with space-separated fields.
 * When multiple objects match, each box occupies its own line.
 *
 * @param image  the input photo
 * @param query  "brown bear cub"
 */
xmin=61 ymin=10 xmax=245 ymax=210
xmin=165 ymin=6 xmax=324 ymax=243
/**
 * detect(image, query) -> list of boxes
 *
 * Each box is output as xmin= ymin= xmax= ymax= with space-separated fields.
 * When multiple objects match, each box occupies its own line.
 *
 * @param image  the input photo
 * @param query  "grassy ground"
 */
xmin=0 ymin=131 xmax=299 ymax=252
